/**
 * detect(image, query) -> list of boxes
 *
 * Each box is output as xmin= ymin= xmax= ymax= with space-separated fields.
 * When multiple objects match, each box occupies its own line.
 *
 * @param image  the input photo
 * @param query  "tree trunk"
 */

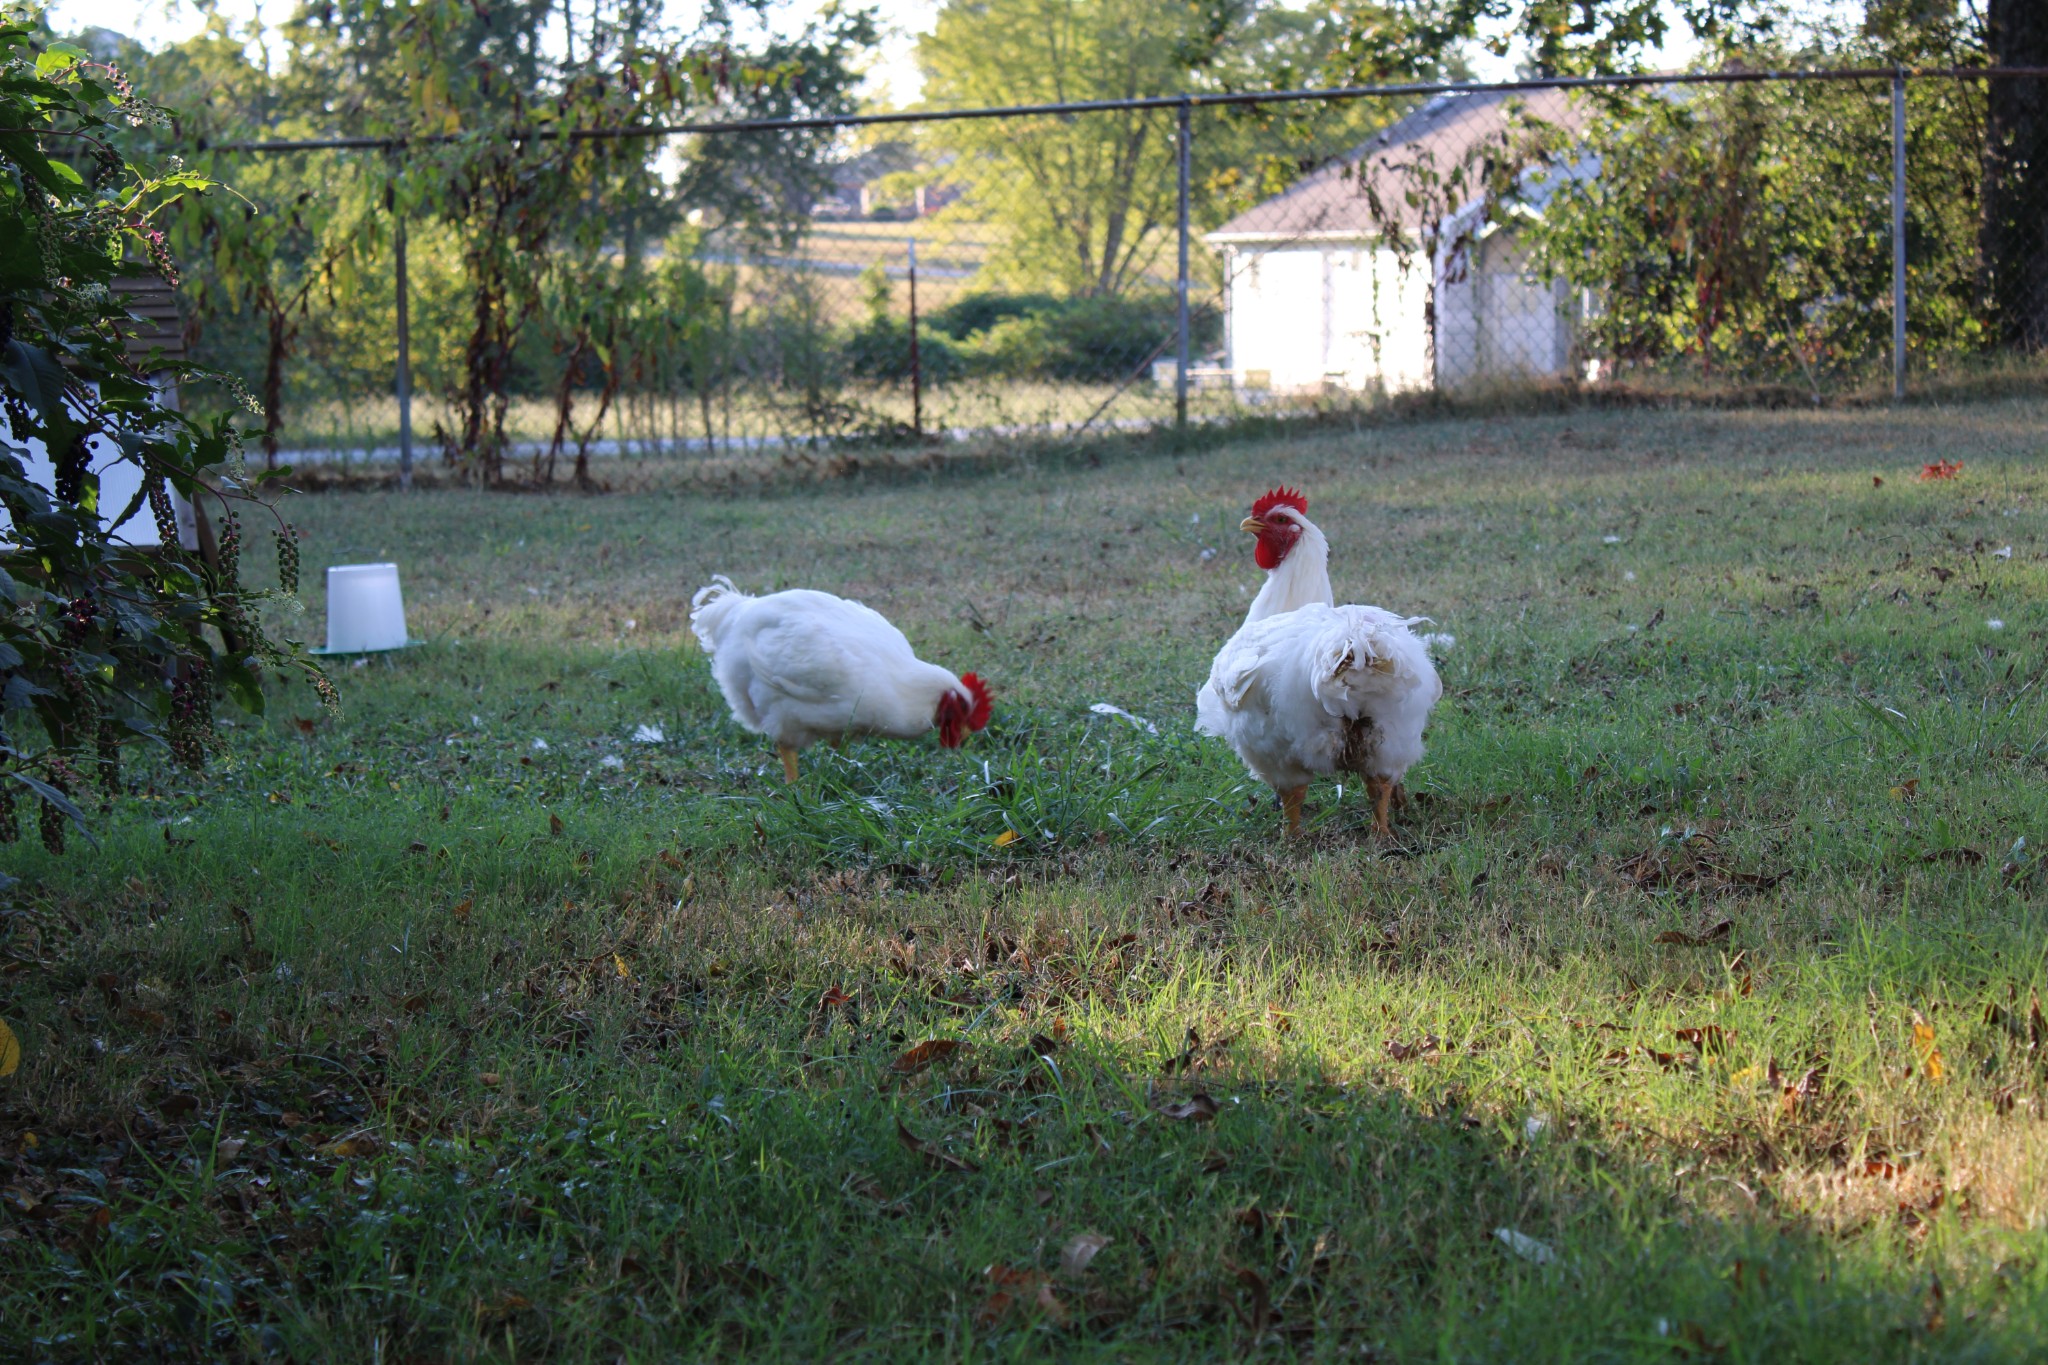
xmin=1983 ymin=0 xmax=2048 ymax=350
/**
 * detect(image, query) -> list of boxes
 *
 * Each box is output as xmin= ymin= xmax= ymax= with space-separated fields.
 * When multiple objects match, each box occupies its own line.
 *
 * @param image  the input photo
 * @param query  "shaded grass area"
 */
xmin=5 ymin=400 xmax=2048 ymax=1360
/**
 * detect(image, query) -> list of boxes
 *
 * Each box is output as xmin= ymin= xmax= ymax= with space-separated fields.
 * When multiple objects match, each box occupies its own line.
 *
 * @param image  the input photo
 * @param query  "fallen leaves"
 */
xmin=889 ymin=1039 xmax=970 ymax=1076
xmin=0 ymin=1019 xmax=18 ymax=1078
xmin=1157 ymin=1093 xmax=1220 ymax=1123
xmin=1911 ymin=1011 xmax=1945 ymax=1083
xmin=1617 ymin=834 xmax=1786 ymax=896
xmin=976 ymin=1263 xmax=1065 ymax=1328
xmin=1384 ymin=1035 xmax=1446 ymax=1062
xmin=1655 ymin=919 xmax=1733 ymax=947
xmin=1919 ymin=458 xmax=1963 ymax=480
xmin=1675 ymin=1024 xmax=1729 ymax=1055
xmin=895 ymin=1118 xmax=977 ymax=1173
xmin=320 ymin=1134 xmax=382 ymax=1159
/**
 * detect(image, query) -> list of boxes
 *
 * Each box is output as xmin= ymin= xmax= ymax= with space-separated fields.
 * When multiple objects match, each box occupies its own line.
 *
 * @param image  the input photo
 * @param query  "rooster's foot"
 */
xmin=1280 ymin=785 xmax=1308 ymax=838
xmin=1365 ymin=776 xmax=1394 ymax=838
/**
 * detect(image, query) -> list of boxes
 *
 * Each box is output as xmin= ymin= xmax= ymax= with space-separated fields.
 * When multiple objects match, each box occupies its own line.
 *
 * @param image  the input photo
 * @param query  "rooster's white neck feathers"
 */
xmin=1245 ymin=514 xmax=1334 ymax=624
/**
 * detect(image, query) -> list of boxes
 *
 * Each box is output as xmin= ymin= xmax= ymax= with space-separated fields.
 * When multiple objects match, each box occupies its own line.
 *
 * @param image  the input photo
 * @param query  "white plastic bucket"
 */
xmin=324 ymin=563 xmax=410 ymax=653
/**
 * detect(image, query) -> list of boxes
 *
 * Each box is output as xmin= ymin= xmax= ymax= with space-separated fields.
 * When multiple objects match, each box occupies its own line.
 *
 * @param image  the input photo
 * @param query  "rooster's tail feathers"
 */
xmin=688 ymin=575 xmax=748 ymax=654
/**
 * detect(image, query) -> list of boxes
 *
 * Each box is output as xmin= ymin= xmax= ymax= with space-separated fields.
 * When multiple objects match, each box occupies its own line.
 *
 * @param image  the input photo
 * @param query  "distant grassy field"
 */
xmin=5 ymin=399 xmax=2047 ymax=1360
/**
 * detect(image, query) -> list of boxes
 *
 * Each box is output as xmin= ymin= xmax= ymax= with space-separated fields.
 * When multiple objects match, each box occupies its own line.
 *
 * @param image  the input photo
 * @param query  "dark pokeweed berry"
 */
xmin=54 ymin=435 xmax=88 ymax=504
xmin=275 ymin=525 xmax=300 ymax=595
xmin=148 ymin=477 xmax=180 ymax=547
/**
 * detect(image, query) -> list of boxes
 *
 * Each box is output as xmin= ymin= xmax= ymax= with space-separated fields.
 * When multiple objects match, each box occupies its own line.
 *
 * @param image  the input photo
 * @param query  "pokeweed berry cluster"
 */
xmin=275 ymin=525 xmax=300 ymax=596
xmin=167 ymin=662 xmax=216 ymax=772
xmin=147 ymin=475 xmax=179 ymax=546
xmin=3 ymin=24 xmax=333 ymax=857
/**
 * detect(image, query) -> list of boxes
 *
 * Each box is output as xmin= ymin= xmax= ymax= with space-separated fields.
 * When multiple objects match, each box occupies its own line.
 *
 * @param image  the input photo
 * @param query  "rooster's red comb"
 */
xmin=1251 ymin=486 xmax=1308 ymax=519
xmin=959 ymin=673 xmax=993 ymax=732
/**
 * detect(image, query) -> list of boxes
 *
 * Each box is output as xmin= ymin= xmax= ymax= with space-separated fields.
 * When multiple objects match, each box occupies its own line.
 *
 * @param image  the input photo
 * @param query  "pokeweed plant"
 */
xmin=0 ymin=19 xmax=328 ymax=861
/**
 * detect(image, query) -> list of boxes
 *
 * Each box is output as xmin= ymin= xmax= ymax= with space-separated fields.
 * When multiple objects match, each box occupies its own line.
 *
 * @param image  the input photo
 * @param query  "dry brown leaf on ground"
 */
xmin=1655 ymin=919 xmax=1733 ymax=947
xmin=889 ymin=1039 xmax=968 ymax=1075
xmin=895 ymin=1118 xmax=977 ymax=1173
xmin=977 ymin=1264 xmax=1065 ymax=1328
xmin=1675 ymin=1025 xmax=1729 ymax=1054
xmin=1158 ymin=1093 xmax=1220 ymax=1122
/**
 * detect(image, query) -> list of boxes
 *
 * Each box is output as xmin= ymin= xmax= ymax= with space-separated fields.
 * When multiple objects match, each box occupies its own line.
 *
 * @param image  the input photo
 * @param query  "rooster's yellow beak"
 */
xmin=1239 ymin=516 xmax=1266 ymax=534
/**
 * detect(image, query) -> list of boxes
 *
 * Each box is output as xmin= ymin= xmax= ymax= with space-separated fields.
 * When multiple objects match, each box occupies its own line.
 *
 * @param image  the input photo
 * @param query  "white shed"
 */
xmin=1206 ymin=87 xmax=1591 ymax=395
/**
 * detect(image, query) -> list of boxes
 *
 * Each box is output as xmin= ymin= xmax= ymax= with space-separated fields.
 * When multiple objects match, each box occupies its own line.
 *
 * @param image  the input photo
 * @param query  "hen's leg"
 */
xmin=778 ymin=744 xmax=800 ymax=783
xmin=1365 ymin=776 xmax=1393 ymax=837
xmin=1391 ymin=781 xmax=1410 ymax=810
xmin=1280 ymin=785 xmax=1308 ymax=838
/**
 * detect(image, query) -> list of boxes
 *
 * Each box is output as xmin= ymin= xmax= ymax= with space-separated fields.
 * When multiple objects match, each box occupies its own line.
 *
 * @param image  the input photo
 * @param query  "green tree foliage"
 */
xmin=0 ymin=20 xmax=324 ymax=857
xmin=915 ymin=0 xmax=1438 ymax=300
xmin=1521 ymin=9 xmax=1996 ymax=383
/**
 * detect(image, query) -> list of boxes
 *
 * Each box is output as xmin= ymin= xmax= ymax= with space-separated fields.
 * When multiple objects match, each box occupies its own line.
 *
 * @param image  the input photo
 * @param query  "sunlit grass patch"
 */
xmin=3 ymin=398 xmax=2047 ymax=1359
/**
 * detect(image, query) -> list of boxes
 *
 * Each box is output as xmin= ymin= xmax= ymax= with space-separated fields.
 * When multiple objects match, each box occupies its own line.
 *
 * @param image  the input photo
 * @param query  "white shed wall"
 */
xmin=1222 ymin=244 xmax=1431 ymax=395
xmin=1434 ymin=230 xmax=1576 ymax=388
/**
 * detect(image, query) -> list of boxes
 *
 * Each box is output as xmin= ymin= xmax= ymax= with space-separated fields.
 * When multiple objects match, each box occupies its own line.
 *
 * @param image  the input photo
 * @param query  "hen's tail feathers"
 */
xmin=688 ymin=575 xmax=748 ymax=655
xmin=1314 ymin=615 xmax=1436 ymax=713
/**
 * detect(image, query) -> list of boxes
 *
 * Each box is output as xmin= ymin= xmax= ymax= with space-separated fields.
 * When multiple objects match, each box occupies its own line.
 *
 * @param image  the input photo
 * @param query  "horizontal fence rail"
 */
xmin=203 ymin=66 xmax=2048 ymax=152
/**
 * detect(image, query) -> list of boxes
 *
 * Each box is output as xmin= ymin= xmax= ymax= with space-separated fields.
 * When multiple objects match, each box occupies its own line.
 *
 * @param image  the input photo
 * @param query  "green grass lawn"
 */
xmin=5 ymin=399 xmax=2048 ymax=1360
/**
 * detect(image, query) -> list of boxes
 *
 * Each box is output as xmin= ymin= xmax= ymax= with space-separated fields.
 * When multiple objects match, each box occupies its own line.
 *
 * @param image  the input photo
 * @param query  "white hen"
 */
xmin=1195 ymin=488 xmax=1442 ymax=837
xmin=689 ymin=576 xmax=991 ymax=780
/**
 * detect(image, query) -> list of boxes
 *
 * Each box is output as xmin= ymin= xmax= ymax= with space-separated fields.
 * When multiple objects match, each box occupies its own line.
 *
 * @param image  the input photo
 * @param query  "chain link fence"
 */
xmin=203 ymin=68 xmax=2048 ymax=485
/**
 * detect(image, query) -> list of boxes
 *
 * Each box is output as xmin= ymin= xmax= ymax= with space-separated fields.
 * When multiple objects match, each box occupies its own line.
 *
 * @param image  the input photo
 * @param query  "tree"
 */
xmin=1983 ymin=0 xmax=2048 ymax=349
xmin=259 ymin=0 xmax=876 ymax=482
xmin=0 ymin=20 xmax=323 ymax=858
xmin=916 ymin=0 xmax=1238 ymax=298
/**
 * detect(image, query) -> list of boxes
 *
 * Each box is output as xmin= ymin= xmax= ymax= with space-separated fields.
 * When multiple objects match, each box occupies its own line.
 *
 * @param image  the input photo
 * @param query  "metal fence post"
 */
xmin=395 ymin=214 xmax=414 ymax=487
xmin=1891 ymin=68 xmax=1907 ymax=401
xmin=1175 ymin=97 xmax=1192 ymax=435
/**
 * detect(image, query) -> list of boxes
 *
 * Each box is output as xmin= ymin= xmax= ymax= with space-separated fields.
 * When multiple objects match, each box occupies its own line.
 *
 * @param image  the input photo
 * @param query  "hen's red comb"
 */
xmin=959 ymin=673 xmax=993 ymax=732
xmin=1251 ymin=486 xmax=1308 ymax=519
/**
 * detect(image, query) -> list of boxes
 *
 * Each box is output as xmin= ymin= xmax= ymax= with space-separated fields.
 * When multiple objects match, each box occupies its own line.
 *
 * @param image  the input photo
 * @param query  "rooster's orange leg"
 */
xmin=1280 ymin=785 xmax=1308 ymax=838
xmin=778 ymin=745 xmax=800 ymax=783
xmin=1365 ymin=776 xmax=1393 ymax=837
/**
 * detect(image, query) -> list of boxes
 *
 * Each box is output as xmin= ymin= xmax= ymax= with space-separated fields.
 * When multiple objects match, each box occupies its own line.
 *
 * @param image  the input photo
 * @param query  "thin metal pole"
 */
xmin=907 ymin=237 xmax=922 ymax=440
xmin=395 ymin=214 xmax=414 ymax=487
xmin=1891 ymin=69 xmax=1907 ymax=401
xmin=1175 ymin=97 xmax=1191 ymax=434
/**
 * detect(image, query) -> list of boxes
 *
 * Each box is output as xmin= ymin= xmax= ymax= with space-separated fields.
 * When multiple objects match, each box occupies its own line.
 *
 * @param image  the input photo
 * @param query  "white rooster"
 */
xmin=1195 ymin=488 xmax=1442 ymax=837
xmin=689 ymin=576 xmax=992 ymax=780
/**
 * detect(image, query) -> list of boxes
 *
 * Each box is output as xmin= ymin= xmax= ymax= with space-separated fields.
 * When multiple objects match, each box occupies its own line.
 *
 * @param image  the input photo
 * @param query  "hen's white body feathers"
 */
xmin=1196 ymin=603 xmax=1441 ymax=790
xmin=689 ymin=576 xmax=967 ymax=750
